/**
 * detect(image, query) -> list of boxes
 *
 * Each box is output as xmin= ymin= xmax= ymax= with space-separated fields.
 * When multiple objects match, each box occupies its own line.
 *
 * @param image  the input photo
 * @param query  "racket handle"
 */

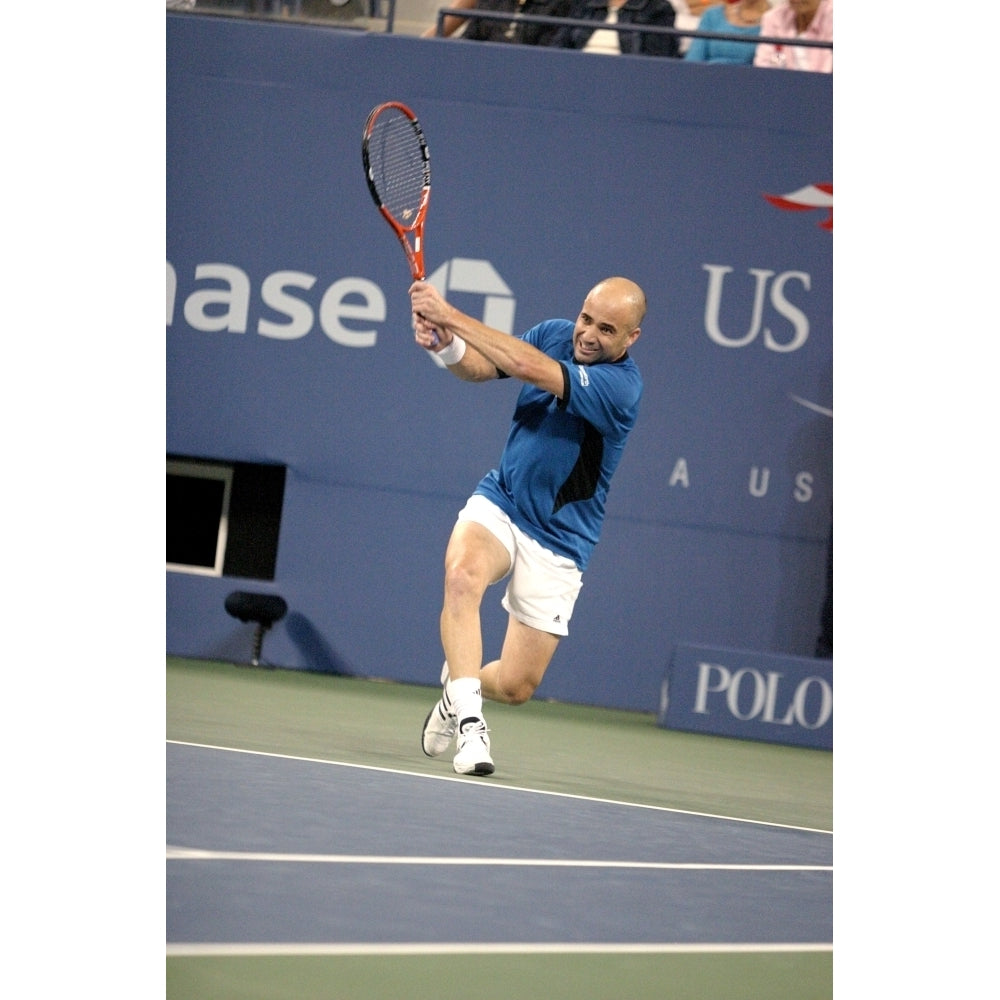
xmin=414 ymin=307 xmax=440 ymax=347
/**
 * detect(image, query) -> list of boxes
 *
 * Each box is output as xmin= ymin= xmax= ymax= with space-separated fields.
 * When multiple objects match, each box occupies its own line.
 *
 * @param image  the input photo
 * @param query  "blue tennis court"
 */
xmin=167 ymin=741 xmax=831 ymax=949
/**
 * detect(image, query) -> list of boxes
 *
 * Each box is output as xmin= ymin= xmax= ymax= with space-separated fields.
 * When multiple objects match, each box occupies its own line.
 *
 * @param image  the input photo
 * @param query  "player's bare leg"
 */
xmin=440 ymin=520 xmax=511 ymax=681
xmin=480 ymin=615 xmax=560 ymax=706
xmin=423 ymin=520 xmax=510 ymax=775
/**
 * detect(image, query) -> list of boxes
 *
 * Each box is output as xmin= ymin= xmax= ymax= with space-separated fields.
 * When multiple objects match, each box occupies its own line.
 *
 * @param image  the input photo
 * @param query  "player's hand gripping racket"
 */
xmin=362 ymin=102 xmax=431 ymax=281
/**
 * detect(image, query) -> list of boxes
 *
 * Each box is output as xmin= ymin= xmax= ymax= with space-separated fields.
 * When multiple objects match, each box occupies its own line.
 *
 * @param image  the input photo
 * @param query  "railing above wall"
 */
xmin=167 ymin=3 xmax=832 ymax=46
xmin=431 ymin=7 xmax=834 ymax=49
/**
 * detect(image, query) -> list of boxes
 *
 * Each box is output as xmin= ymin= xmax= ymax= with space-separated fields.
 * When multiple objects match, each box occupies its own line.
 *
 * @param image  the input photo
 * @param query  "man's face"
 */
xmin=572 ymin=285 xmax=640 ymax=365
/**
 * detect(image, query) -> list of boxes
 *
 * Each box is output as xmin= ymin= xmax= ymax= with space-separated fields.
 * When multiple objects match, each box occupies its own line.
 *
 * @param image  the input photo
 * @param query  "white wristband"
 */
xmin=435 ymin=336 xmax=467 ymax=366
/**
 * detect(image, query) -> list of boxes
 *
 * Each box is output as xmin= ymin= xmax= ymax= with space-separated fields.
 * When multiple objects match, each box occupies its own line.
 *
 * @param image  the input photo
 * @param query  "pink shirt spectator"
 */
xmin=754 ymin=0 xmax=832 ymax=72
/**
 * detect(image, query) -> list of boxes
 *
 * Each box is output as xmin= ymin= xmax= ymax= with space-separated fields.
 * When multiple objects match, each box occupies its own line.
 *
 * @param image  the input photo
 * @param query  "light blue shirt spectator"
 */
xmin=684 ymin=2 xmax=765 ymax=64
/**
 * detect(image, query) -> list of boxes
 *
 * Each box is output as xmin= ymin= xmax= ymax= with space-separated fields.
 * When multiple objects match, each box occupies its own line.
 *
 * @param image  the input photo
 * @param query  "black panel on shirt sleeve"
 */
xmin=557 ymin=362 xmax=571 ymax=409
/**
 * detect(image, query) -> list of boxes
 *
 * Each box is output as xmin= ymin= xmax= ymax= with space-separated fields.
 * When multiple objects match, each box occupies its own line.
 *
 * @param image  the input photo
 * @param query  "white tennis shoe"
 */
xmin=421 ymin=697 xmax=457 ymax=757
xmin=421 ymin=663 xmax=456 ymax=758
xmin=453 ymin=718 xmax=494 ymax=776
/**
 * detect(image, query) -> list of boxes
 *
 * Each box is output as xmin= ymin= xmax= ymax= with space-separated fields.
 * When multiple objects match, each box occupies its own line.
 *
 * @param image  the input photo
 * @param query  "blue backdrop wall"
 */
xmin=166 ymin=13 xmax=833 ymax=713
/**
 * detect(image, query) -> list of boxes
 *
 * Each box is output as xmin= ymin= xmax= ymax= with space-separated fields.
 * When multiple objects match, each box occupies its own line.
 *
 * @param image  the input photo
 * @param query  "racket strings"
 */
xmin=368 ymin=113 xmax=428 ymax=225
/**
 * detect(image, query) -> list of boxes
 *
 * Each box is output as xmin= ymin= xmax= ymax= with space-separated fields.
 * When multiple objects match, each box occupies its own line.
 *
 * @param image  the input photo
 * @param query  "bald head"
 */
xmin=592 ymin=277 xmax=646 ymax=330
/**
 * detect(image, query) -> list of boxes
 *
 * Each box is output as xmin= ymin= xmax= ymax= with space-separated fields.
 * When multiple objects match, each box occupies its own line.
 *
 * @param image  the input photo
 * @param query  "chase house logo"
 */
xmin=424 ymin=258 xmax=516 ymax=368
xmin=167 ymin=255 xmax=515 ymax=353
xmin=763 ymin=183 xmax=833 ymax=231
xmin=426 ymin=258 xmax=515 ymax=331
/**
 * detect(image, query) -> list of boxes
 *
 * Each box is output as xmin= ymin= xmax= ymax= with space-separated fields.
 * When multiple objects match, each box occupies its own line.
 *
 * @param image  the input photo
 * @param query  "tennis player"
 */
xmin=410 ymin=276 xmax=645 ymax=776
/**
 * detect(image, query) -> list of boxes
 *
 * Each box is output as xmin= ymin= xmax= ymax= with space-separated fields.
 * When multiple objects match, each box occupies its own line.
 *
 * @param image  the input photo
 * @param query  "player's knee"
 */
xmin=442 ymin=558 xmax=485 ymax=604
xmin=502 ymin=676 xmax=537 ymax=705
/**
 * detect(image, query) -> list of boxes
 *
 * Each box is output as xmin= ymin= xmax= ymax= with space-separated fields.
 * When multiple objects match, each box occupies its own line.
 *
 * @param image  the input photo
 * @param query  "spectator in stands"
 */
xmin=552 ymin=0 xmax=680 ymax=57
xmin=753 ymin=0 xmax=832 ymax=72
xmin=422 ymin=0 xmax=679 ymax=54
xmin=421 ymin=0 xmax=474 ymax=36
xmin=684 ymin=0 xmax=770 ymax=64
xmin=671 ymin=0 xmax=706 ymax=55
xmin=422 ymin=0 xmax=572 ymax=43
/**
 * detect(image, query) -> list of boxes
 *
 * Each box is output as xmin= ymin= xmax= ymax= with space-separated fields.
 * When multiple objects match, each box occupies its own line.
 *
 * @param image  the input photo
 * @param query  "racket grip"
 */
xmin=415 ymin=308 xmax=440 ymax=347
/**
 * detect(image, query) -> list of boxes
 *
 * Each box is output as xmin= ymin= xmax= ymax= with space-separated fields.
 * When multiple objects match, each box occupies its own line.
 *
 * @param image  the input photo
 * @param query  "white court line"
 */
xmin=165 ymin=846 xmax=831 ymax=870
xmin=167 ymin=740 xmax=833 ymax=836
xmin=167 ymin=942 xmax=833 ymax=957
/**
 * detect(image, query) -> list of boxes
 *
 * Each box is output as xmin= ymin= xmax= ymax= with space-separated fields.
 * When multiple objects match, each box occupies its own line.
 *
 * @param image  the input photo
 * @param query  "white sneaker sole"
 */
xmin=453 ymin=755 xmax=495 ymax=777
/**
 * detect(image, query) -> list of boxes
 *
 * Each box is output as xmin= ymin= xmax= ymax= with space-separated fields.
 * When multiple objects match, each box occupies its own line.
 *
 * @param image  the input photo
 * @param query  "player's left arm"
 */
xmin=410 ymin=281 xmax=565 ymax=396
xmin=413 ymin=312 xmax=500 ymax=382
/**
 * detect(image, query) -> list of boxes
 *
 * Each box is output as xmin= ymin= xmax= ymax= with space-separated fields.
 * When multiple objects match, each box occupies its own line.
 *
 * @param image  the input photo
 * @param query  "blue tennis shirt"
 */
xmin=474 ymin=318 xmax=643 ymax=571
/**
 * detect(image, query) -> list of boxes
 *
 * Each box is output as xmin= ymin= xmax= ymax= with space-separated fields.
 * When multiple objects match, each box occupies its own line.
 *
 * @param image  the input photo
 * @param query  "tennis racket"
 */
xmin=362 ymin=102 xmax=431 ymax=281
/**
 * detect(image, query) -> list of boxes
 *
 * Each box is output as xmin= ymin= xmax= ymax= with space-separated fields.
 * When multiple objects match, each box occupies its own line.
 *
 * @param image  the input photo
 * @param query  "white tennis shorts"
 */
xmin=457 ymin=494 xmax=583 ymax=637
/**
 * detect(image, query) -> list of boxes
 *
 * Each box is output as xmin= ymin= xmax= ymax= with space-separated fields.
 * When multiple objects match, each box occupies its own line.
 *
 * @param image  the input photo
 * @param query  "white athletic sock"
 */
xmin=448 ymin=676 xmax=484 ymax=729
